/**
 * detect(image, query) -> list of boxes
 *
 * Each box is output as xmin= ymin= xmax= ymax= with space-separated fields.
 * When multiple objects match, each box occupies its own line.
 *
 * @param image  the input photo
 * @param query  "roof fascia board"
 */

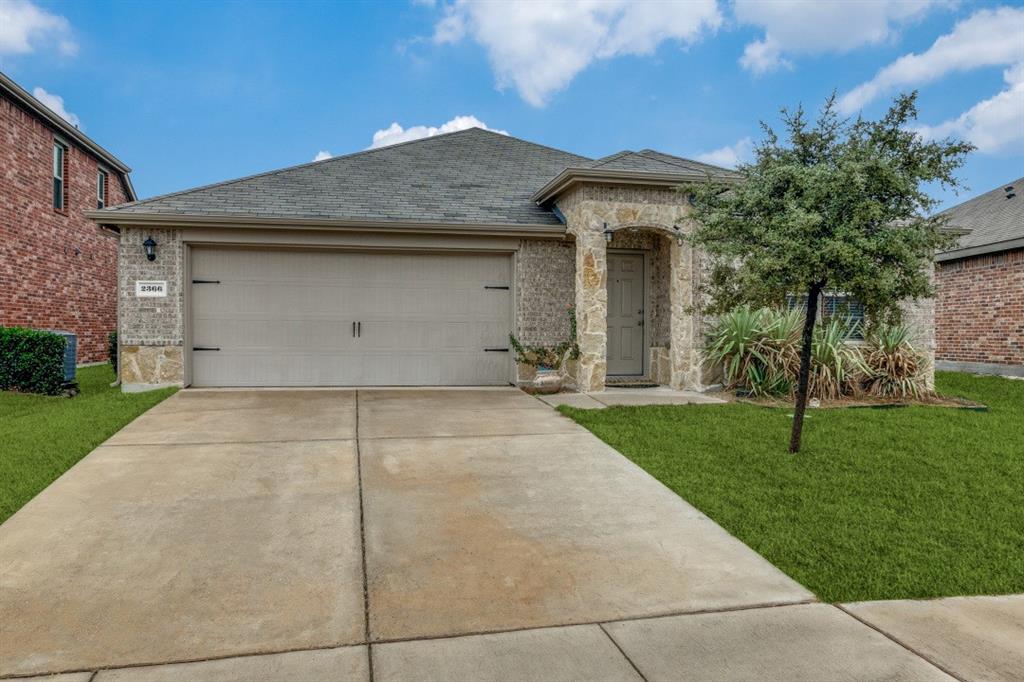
xmin=532 ymin=167 xmax=741 ymax=204
xmin=936 ymin=237 xmax=1024 ymax=262
xmin=85 ymin=211 xmax=568 ymax=238
xmin=0 ymin=71 xmax=133 ymax=176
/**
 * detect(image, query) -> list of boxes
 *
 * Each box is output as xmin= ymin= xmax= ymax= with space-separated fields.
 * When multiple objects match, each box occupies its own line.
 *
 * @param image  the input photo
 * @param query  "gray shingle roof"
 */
xmin=102 ymin=128 xmax=591 ymax=226
xmin=939 ymin=178 xmax=1024 ymax=254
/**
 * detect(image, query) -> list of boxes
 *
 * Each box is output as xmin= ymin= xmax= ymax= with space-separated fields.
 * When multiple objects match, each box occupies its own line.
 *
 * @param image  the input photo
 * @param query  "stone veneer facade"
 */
xmin=117 ymin=187 xmax=937 ymax=392
xmin=118 ymin=227 xmax=185 ymax=390
xmin=554 ymin=184 xmax=705 ymax=392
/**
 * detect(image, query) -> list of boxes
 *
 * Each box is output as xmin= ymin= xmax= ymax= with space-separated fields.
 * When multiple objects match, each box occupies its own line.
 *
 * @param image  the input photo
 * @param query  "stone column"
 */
xmin=668 ymin=239 xmax=703 ymax=390
xmin=574 ymin=229 xmax=608 ymax=392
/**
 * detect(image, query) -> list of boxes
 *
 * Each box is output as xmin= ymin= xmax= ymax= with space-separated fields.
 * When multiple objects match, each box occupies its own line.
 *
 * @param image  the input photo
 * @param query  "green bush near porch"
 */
xmin=560 ymin=372 xmax=1024 ymax=603
xmin=0 ymin=364 xmax=176 ymax=524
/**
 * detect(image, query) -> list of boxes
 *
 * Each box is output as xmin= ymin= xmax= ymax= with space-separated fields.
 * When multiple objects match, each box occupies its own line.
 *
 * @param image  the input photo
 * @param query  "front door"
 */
xmin=607 ymin=252 xmax=644 ymax=376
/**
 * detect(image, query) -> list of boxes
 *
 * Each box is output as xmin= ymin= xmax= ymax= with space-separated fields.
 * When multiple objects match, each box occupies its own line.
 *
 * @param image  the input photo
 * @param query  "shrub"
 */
xmin=108 ymin=331 xmax=118 ymax=373
xmin=862 ymin=322 xmax=930 ymax=398
xmin=707 ymin=307 xmax=865 ymax=400
xmin=809 ymin=318 xmax=865 ymax=399
xmin=0 ymin=327 xmax=67 ymax=395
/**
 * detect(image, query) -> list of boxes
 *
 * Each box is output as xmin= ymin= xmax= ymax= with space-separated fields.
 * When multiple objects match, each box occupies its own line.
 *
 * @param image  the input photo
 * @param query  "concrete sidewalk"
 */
xmin=1 ymin=388 xmax=1019 ymax=681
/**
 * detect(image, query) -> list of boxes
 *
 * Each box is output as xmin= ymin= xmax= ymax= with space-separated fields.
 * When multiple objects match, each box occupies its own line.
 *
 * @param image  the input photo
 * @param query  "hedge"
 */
xmin=0 ymin=327 xmax=67 ymax=395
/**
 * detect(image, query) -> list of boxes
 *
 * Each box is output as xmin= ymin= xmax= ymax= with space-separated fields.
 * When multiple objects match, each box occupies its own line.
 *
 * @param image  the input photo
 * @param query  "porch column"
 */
xmin=574 ymin=228 xmax=608 ymax=392
xmin=668 ymin=238 xmax=703 ymax=390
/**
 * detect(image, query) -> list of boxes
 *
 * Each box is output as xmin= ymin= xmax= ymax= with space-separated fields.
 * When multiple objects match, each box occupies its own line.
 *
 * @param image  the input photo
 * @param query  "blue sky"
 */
xmin=2 ymin=0 xmax=1021 ymax=209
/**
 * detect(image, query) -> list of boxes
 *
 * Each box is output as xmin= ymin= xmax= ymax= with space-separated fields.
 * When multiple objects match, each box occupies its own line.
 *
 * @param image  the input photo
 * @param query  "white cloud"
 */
xmin=32 ymin=86 xmax=79 ymax=127
xmin=369 ymin=114 xmax=506 ymax=149
xmin=432 ymin=0 xmax=721 ymax=106
xmin=0 ymin=0 xmax=77 ymax=57
xmin=838 ymin=6 xmax=1024 ymax=113
xmin=734 ymin=0 xmax=944 ymax=74
xmin=914 ymin=62 xmax=1024 ymax=154
xmin=313 ymin=150 xmax=333 ymax=161
xmin=696 ymin=137 xmax=754 ymax=168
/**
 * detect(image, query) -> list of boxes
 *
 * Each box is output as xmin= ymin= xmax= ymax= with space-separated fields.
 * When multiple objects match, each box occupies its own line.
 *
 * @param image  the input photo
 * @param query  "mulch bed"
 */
xmin=712 ymin=390 xmax=987 ymax=411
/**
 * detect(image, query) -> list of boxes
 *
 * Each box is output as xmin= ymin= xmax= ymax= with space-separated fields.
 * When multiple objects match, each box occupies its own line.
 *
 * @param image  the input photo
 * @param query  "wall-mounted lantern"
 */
xmin=143 ymin=236 xmax=157 ymax=262
xmin=672 ymin=225 xmax=684 ymax=246
xmin=603 ymin=223 xmax=614 ymax=243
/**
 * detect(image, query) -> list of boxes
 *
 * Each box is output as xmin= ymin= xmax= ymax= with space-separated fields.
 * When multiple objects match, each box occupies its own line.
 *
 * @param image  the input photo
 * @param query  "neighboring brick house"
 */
xmin=935 ymin=178 xmax=1023 ymax=376
xmin=1 ymin=71 xmax=135 ymax=363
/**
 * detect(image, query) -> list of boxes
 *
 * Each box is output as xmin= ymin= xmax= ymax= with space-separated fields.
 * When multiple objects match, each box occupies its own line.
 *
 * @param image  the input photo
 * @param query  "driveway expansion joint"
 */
xmin=598 ymin=623 xmax=648 ymax=681
xmin=832 ymin=604 xmax=966 ymax=681
xmin=354 ymin=390 xmax=376 ymax=682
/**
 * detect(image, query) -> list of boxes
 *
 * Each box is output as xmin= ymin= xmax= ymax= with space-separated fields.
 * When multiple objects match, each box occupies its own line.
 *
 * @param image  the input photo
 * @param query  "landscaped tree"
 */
xmin=683 ymin=93 xmax=973 ymax=453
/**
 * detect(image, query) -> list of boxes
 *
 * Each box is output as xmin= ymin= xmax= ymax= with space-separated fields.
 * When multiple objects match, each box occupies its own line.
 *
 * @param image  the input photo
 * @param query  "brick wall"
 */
xmin=1 ymin=94 xmax=131 ymax=363
xmin=935 ymin=248 xmax=1024 ymax=367
xmin=515 ymin=239 xmax=575 ymax=346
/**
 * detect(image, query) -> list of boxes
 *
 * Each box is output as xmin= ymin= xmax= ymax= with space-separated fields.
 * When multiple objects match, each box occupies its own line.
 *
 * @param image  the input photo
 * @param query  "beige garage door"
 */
xmin=189 ymin=248 xmax=513 ymax=387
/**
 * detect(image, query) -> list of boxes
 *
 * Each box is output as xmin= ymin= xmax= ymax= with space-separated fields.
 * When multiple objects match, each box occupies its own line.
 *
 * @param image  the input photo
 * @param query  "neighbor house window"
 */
xmin=97 ymin=169 xmax=107 ymax=209
xmin=53 ymin=141 xmax=66 ymax=210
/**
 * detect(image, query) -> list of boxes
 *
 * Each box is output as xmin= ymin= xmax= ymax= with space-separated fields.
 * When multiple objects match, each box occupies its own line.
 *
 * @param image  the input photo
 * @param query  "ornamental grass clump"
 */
xmin=862 ymin=322 xmax=931 ymax=399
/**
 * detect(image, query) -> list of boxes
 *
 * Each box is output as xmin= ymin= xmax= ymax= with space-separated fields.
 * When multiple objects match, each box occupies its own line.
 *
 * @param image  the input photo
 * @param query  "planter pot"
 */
xmin=520 ymin=368 xmax=563 ymax=395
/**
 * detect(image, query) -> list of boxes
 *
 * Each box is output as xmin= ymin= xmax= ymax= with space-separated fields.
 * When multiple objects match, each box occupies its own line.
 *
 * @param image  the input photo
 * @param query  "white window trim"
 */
xmin=97 ymin=168 xmax=107 ymax=209
xmin=53 ymin=141 xmax=66 ymax=210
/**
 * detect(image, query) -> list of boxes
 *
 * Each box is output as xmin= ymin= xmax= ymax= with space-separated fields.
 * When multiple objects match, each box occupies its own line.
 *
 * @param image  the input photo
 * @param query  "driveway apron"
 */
xmin=0 ymin=387 xmax=813 ymax=677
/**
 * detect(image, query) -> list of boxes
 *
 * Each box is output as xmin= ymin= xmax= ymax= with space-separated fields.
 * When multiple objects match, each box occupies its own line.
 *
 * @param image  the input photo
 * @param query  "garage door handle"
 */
xmin=352 ymin=321 xmax=356 ymax=338
xmin=358 ymin=321 xmax=362 ymax=337
xmin=193 ymin=347 xmax=220 ymax=351
xmin=484 ymin=347 xmax=509 ymax=352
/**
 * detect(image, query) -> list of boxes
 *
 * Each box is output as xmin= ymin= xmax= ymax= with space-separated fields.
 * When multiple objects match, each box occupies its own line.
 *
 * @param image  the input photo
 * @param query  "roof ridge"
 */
xmin=103 ymin=127 xmax=590 ymax=211
xmin=636 ymin=149 xmax=736 ymax=175
xmin=588 ymin=151 xmax=635 ymax=169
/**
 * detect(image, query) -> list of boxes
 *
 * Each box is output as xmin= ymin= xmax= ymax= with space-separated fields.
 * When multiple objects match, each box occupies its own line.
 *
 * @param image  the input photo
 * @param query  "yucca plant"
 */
xmin=705 ymin=306 xmax=768 ymax=388
xmin=808 ymin=318 xmax=865 ymax=400
xmin=755 ymin=307 xmax=803 ymax=382
xmin=862 ymin=322 xmax=930 ymax=398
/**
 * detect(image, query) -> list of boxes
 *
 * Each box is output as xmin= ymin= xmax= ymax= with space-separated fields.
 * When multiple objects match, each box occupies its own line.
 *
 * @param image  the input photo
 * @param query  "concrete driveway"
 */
xmin=2 ymin=388 xmax=996 ymax=680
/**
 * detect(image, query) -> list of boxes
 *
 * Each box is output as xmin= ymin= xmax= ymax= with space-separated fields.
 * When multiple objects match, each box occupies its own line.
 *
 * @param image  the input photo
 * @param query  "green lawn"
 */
xmin=0 ymin=364 xmax=176 ymax=524
xmin=561 ymin=372 xmax=1024 ymax=603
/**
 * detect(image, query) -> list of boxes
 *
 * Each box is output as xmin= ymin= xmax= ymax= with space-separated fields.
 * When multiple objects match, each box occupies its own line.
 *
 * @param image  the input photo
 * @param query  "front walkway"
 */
xmin=1 ymin=388 xmax=1019 ymax=680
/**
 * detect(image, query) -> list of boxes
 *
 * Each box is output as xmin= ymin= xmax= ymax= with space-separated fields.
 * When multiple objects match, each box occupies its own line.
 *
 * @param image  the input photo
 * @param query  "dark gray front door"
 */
xmin=607 ymin=252 xmax=644 ymax=376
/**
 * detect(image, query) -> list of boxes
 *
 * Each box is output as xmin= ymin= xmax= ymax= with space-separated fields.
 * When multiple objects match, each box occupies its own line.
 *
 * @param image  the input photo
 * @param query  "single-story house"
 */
xmin=88 ymin=127 xmax=933 ymax=392
xmin=934 ymin=178 xmax=1023 ymax=376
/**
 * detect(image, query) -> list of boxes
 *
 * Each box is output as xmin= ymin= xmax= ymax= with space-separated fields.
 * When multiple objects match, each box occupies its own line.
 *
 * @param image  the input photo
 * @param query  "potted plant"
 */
xmin=509 ymin=307 xmax=580 ymax=394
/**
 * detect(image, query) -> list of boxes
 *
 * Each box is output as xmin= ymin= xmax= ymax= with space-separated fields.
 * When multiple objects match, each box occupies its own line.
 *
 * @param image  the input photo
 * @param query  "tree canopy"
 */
xmin=684 ymin=92 xmax=973 ymax=324
xmin=683 ymin=92 xmax=973 ymax=452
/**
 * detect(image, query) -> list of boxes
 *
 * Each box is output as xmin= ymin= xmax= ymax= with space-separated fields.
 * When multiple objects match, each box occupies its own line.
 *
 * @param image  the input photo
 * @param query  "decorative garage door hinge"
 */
xmin=484 ymin=285 xmax=510 ymax=290
xmin=191 ymin=279 xmax=221 ymax=284
xmin=192 ymin=347 xmax=220 ymax=351
xmin=484 ymin=347 xmax=510 ymax=352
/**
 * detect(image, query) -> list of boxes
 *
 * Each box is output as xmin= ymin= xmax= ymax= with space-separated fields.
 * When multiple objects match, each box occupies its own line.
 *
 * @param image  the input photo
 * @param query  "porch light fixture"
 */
xmin=603 ymin=223 xmax=613 ymax=243
xmin=672 ymin=225 xmax=684 ymax=246
xmin=143 ymin=236 xmax=157 ymax=262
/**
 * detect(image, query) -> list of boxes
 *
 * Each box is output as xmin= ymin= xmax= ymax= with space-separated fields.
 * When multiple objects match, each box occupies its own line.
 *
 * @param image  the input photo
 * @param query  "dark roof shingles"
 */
xmin=107 ymin=128 xmax=591 ymax=225
xmin=940 ymin=177 xmax=1024 ymax=252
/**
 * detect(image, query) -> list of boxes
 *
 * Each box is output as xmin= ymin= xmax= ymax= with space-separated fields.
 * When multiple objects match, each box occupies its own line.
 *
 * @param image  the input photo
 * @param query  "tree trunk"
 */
xmin=789 ymin=282 xmax=824 ymax=453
